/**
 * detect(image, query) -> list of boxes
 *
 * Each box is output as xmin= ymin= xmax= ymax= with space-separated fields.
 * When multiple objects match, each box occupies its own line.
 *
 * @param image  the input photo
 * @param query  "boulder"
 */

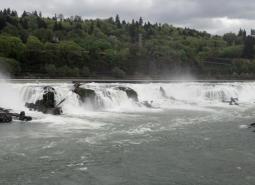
xmin=72 ymin=82 xmax=103 ymax=109
xmin=18 ymin=111 xmax=32 ymax=121
xmin=73 ymin=87 xmax=96 ymax=102
xmin=0 ymin=108 xmax=32 ymax=123
xmin=25 ymin=86 xmax=62 ymax=115
xmin=0 ymin=112 xmax=12 ymax=123
xmin=116 ymin=86 xmax=139 ymax=102
xmin=42 ymin=86 xmax=56 ymax=108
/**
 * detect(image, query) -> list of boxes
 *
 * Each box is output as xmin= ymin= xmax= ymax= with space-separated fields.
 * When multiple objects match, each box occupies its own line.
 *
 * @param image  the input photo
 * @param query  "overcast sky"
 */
xmin=1 ymin=0 xmax=255 ymax=35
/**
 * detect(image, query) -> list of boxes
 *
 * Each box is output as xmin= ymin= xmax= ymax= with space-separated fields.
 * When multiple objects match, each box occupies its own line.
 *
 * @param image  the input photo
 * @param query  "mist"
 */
xmin=0 ymin=71 xmax=24 ymax=110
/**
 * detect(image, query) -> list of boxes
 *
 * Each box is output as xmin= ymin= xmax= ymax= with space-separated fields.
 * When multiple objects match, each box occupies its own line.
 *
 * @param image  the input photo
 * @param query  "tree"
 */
xmin=21 ymin=11 xmax=28 ymax=17
xmin=139 ymin=17 xmax=143 ymax=26
xmin=26 ymin=36 xmax=44 ymax=50
xmin=0 ymin=15 xmax=6 ymax=30
xmin=0 ymin=35 xmax=25 ymax=59
xmin=20 ymin=18 xmax=29 ymax=29
xmin=115 ymin=14 xmax=121 ymax=28
xmin=37 ymin=17 xmax=47 ymax=28
xmin=243 ymin=36 xmax=255 ymax=59
xmin=223 ymin=33 xmax=237 ymax=45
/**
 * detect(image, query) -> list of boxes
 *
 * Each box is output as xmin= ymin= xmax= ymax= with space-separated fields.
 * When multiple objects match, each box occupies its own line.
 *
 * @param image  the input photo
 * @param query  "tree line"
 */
xmin=0 ymin=8 xmax=255 ymax=79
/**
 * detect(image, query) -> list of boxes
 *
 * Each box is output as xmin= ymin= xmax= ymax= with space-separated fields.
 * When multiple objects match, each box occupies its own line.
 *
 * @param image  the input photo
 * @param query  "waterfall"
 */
xmin=1 ymin=81 xmax=255 ymax=114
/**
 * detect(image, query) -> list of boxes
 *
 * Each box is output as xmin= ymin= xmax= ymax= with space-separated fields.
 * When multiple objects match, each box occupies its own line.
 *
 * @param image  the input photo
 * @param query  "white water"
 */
xmin=1 ymin=81 xmax=255 ymax=113
xmin=1 ymin=80 xmax=255 ymax=141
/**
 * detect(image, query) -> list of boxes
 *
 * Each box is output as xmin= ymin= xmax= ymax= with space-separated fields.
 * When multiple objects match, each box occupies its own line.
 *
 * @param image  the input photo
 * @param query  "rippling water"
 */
xmin=0 ymin=81 xmax=255 ymax=185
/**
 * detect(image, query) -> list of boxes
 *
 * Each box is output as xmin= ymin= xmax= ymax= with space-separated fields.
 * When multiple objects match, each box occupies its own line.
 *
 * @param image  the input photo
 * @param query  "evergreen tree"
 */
xmin=115 ymin=14 xmax=121 ymax=28
xmin=243 ymin=36 xmax=255 ymax=59
xmin=139 ymin=17 xmax=143 ymax=26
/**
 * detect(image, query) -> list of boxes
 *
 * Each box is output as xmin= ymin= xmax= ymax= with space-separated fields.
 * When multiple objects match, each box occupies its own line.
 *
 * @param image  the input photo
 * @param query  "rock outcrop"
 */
xmin=25 ymin=86 xmax=62 ymax=115
xmin=73 ymin=87 xmax=96 ymax=102
xmin=72 ymin=82 xmax=102 ymax=109
xmin=0 ymin=107 xmax=32 ymax=123
xmin=116 ymin=86 xmax=139 ymax=102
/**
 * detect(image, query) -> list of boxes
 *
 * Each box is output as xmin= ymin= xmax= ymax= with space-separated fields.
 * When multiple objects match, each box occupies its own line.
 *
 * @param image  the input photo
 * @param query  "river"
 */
xmin=0 ymin=80 xmax=255 ymax=185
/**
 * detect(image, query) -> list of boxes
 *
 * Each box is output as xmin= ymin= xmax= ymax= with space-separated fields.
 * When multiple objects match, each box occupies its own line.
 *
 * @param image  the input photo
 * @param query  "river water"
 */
xmin=0 ymin=81 xmax=255 ymax=185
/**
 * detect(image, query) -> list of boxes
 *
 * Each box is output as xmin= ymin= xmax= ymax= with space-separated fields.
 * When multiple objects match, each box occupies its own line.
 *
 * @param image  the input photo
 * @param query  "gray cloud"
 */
xmin=1 ymin=0 xmax=255 ymax=34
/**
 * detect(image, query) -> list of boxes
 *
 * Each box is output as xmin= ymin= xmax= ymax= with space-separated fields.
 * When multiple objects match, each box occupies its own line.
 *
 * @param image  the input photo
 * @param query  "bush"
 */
xmin=112 ymin=67 xmax=126 ymax=78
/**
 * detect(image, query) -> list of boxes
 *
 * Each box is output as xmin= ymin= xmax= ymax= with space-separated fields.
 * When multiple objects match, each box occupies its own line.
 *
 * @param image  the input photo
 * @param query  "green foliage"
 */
xmin=223 ymin=33 xmax=237 ymax=45
xmin=26 ymin=35 xmax=44 ymax=50
xmin=0 ymin=35 xmax=24 ymax=59
xmin=112 ymin=67 xmax=126 ymax=78
xmin=0 ymin=57 xmax=21 ymax=74
xmin=219 ymin=45 xmax=243 ymax=58
xmin=57 ymin=65 xmax=80 ymax=77
xmin=0 ymin=8 xmax=255 ymax=78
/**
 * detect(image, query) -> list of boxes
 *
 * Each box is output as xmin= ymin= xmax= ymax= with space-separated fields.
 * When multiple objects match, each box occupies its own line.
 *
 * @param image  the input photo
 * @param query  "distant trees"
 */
xmin=1 ymin=8 xmax=255 ymax=78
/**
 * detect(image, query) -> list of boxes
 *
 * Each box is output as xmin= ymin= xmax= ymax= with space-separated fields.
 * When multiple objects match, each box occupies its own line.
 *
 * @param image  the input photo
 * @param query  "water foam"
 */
xmin=4 ymin=81 xmax=255 ymax=113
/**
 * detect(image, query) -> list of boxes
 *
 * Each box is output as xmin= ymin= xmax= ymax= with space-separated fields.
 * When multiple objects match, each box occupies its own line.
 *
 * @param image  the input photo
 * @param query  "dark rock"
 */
xmin=0 ymin=112 xmax=12 ymax=123
xmin=19 ymin=111 xmax=32 ymax=121
xmin=25 ymin=86 xmax=62 ymax=115
xmin=0 ymin=108 xmax=32 ymax=123
xmin=116 ymin=86 xmax=139 ymax=102
xmin=250 ymin=123 xmax=255 ymax=127
xmin=42 ymin=86 xmax=56 ymax=108
xmin=73 ymin=87 xmax=96 ymax=102
xmin=72 ymin=83 xmax=103 ymax=109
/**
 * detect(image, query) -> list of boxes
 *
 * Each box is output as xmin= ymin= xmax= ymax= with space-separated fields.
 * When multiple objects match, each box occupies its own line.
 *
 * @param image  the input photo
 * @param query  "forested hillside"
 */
xmin=0 ymin=8 xmax=255 ymax=79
